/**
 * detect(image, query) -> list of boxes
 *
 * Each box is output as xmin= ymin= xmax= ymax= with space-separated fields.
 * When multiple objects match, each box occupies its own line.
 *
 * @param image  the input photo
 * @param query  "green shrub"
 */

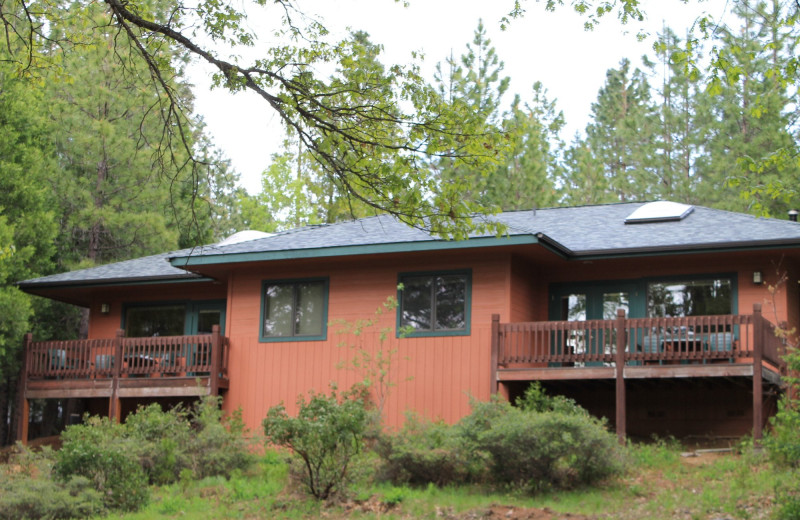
xmin=125 ymin=403 xmax=192 ymax=484
xmin=188 ymin=396 xmax=253 ymax=479
xmin=0 ymin=474 xmax=104 ymax=520
xmin=477 ymin=408 xmax=623 ymax=493
xmin=773 ymin=467 xmax=800 ymax=520
xmin=263 ymin=386 xmax=368 ymax=499
xmin=0 ymin=445 xmax=104 ymax=520
xmin=766 ymin=346 xmax=800 ymax=468
xmin=377 ymin=414 xmax=473 ymax=486
xmin=376 ymin=391 xmax=621 ymax=493
xmin=456 ymin=396 xmax=511 ymax=448
xmin=515 ymin=382 xmax=588 ymax=416
xmin=54 ymin=416 xmax=149 ymax=512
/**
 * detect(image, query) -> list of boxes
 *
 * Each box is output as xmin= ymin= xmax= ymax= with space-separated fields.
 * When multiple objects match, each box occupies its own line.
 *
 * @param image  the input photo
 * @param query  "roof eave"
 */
xmin=16 ymin=274 xmax=210 ymax=292
xmin=569 ymin=239 xmax=800 ymax=260
xmin=169 ymin=234 xmax=540 ymax=267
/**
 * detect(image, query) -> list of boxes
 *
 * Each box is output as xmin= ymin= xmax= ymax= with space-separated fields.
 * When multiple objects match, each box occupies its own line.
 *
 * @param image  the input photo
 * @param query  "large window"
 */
xmin=398 ymin=271 xmax=470 ymax=336
xmin=550 ymin=275 xmax=736 ymax=322
xmin=260 ymin=279 xmax=328 ymax=341
xmin=125 ymin=305 xmax=186 ymax=337
xmin=647 ymin=278 xmax=733 ymax=318
xmin=123 ymin=301 xmax=226 ymax=337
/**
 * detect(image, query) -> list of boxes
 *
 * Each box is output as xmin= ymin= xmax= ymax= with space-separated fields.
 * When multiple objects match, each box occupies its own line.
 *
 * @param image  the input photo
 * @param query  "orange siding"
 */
xmin=510 ymin=254 xmax=537 ymax=322
xmin=70 ymin=244 xmax=800 ymax=435
xmin=222 ymin=252 xmax=509 ymax=432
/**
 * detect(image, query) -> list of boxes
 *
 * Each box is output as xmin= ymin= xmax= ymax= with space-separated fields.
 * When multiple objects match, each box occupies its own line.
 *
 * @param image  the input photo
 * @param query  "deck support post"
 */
xmin=210 ymin=325 xmax=221 ymax=396
xmin=15 ymin=333 xmax=32 ymax=445
xmin=752 ymin=303 xmax=764 ymax=444
xmin=615 ymin=309 xmax=627 ymax=445
xmin=109 ymin=329 xmax=124 ymax=423
xmin=490 ymin=314 xmax=500 ymax=395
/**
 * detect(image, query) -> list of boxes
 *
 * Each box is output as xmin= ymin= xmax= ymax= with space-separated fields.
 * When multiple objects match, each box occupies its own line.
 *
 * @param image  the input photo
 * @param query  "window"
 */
xmin=123 ymin=301 xmax=226 ymax=337
xmin=398 ymin=271 xmax=470 ymax=336
xmin=647 ymin=278 xmax=733 ymax=318
xmin=260 ymin=279 xmax=328 ymax=341
xmin=125 ymin=305 xmax=186 ymax=337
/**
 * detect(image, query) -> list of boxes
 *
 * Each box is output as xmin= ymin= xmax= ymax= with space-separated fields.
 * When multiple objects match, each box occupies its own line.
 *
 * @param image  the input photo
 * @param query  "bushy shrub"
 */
xmin=775 ymin=475 xmax=800 ymax=520
xmin=188 ymin=396 xmax=253 ymax=479
xmin=0 ymin=474 xmax=104 ymax=520
xmin=54 ymin=417 xmax=149 ymax=512
xmin=767 ymin=402 xmax=800 ymax=469
xmin=263 ymin=386 xmax=368 ymax=499
xmin=377 ymin=414 xmax=473 ymax=486
xmin=477 ymin=408 xmax=623 ymax=492
xmin=456 ymin=396 xmax=512 ymax=446
xmin=125 ymin=402 xmax=192 ymax=484
xmin=515 ymin=382 xmax=587 ymax=416
xmin=765 ymin=344 xmax=800 ymax=468
xmin=0 ymin=445 xmax=104 ymax=520
xmin=376 ymin=385 xmax=622 ymax=493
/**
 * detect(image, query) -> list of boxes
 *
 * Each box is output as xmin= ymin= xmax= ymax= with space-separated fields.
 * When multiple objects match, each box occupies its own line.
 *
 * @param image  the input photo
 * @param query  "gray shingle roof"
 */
xmin=17 ymin=249 xmax=201 ymax=288
xmin=497 ymin=203 xmax=800 ymax=256
xmin=19 ymin=202 xmax=800 ymax=288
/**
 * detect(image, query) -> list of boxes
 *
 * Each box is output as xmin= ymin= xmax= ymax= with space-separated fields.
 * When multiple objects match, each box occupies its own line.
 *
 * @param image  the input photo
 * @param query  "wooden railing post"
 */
xmin=615 ymin=308 xmax=627 ymax=445
xmin=752 ymin=303 xmax=764 ymax=444
xmin=109 ymin=329 xmax=124 ymax=423
xmin=210 ymin=325 xmax=221 ymax=396
xmin=15 ymin=333 xmax=32 ymax=445
xmin=490 ymin=314 xmax=500 ymax=395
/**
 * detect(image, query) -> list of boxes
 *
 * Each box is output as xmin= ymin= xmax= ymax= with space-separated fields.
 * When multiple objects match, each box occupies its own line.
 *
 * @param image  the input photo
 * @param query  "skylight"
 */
xmin=624 ymin=201 xmax=694 ymax=224
xmin=217 ymin=230 xmax=273 ymax=246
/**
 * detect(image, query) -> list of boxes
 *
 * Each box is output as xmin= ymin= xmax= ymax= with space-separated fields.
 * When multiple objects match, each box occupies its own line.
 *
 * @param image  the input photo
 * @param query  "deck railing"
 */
xmin=489 ymin=303 xmax=785 ymax=444
xmin=24 ymin=326 xmax=228 ymax=382
xmin=493 ymin=304 xmax=785 ymax=370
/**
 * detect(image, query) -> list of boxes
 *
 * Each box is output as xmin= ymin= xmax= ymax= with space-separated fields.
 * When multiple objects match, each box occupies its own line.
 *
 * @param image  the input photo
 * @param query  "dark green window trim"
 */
xmin=259 ymin=278 xmax=329 ymax=342
xmin=397 ymin=269 xmax=471 ymax=338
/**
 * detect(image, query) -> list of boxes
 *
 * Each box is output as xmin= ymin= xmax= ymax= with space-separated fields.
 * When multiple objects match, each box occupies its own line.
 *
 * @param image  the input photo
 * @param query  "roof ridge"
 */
xmin=698 ymin=205 xmax=797 ymax=224
xmin=497 ymin=201 xmax=650 ymax=216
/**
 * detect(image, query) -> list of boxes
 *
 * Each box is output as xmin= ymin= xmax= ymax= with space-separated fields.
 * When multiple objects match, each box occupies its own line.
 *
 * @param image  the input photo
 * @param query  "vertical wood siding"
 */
xmin=223 ymin=252 xmax=509 ymax=431
xmin=74 ymin=246 xmax=798 ymax=435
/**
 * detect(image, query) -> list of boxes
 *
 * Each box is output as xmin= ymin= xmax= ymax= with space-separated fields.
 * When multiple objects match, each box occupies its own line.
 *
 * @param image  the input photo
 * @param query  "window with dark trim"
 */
xmin=398 ymin=271 xmax=470 ymax=336
xmin=125 ymin=305 xmax=186 ymax=337
xmin=260 ymin=279 xmax=328 ymax=341
xmin=646 ymin=278 xmax=733 ymax=318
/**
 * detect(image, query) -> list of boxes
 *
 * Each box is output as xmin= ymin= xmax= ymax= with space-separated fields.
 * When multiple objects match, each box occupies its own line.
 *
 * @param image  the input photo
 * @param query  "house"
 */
xmin=15 ymin=201 xmax=800 ymax=443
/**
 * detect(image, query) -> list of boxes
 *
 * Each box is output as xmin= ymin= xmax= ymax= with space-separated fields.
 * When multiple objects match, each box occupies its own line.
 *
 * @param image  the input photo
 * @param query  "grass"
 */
xmin=92 ymin=440 xmax=796 ymax=520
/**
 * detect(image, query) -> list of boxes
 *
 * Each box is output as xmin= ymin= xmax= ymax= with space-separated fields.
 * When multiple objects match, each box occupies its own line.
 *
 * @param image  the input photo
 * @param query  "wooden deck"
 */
xmin=16 ymin=326 xmax=228 ymax=442
xmin=490 ymin=303 xmax=787 ymax=442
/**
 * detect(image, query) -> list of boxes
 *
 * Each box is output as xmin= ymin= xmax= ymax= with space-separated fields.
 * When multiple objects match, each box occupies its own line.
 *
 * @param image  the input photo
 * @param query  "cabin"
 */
xmin=14 ymin=201 xmax=800 ymax=443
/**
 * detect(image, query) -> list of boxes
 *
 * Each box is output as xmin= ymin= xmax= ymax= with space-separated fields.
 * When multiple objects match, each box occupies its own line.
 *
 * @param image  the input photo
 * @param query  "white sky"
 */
xmin=189 ymin=0 xmax=731 ymax=194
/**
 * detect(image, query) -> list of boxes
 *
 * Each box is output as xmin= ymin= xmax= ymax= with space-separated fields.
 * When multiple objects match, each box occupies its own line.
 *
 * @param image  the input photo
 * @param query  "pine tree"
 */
xmin=560 ymin=135 xmax=613 ymax=205
xmin=646 ymin=28 xmax=705 ymax=203
xmin=486 ymin=83 xmax=564 ymax=210
xmin=696 ymin=0 xmax=800 ymax=216
xmin=583 ymin=59 xmax=660 ymax=202
xmin=432 ymin=20 xmax=511 ymax=209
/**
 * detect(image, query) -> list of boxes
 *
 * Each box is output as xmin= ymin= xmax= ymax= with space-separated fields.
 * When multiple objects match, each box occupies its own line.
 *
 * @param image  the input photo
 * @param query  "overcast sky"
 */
xmin=188 ymin=0 xmax=731 ymax=194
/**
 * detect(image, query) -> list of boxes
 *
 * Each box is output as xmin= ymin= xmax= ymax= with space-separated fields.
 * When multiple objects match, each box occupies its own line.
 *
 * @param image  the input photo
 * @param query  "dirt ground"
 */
xmin=342 ymin=497 xmax=595 ymax=520
xmin=438 ymin=505 xmax=593 ymax=519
